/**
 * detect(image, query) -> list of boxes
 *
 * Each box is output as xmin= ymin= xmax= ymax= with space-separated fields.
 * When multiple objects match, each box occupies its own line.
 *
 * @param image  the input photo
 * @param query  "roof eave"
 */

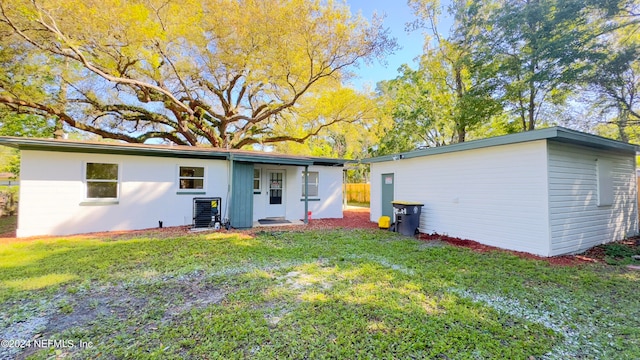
xmin=364 ymin=127 xmax=639 ymax=163
xmin=0 ymin=138 xmax=228 ymax=160
xmin=553 ymin=127 xmax=639 ymax=153
xmin=230 ymin=153 xmax=314 ymax=166
xmin=0 ymin=136 xmax=350 ymax=165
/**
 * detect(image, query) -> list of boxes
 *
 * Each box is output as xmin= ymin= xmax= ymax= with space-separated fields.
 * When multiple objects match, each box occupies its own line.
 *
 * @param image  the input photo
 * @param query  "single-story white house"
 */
xmin=0 ymin=137 xmax=346 ymax=237
xmin=365 ymin=127 xmax=639 ymax=257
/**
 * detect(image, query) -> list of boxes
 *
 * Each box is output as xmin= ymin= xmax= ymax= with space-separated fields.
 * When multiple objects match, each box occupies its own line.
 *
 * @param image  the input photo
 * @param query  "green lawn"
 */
xmin=1 ymin=229 xmax=638 ymax=359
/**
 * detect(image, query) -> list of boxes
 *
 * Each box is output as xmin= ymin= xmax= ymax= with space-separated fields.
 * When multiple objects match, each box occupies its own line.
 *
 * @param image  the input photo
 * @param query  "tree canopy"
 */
xmin=375 ymin=0 xmax=639 ymax=155
xmin=0 ymin=0 xmax=395 ymax=148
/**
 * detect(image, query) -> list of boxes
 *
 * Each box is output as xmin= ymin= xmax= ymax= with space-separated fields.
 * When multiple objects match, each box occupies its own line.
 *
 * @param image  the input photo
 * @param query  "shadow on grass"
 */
xmin=1 ymin=229 xmax=639 ymax=359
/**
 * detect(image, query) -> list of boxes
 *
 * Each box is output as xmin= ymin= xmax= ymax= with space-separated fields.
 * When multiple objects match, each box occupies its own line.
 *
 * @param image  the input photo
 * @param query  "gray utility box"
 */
xmin=392 ymin=201 xmax=424 ymax=236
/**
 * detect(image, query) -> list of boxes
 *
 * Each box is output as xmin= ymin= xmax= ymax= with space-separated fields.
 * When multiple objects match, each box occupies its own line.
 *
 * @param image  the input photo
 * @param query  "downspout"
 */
xmin=226 ymin=154 xmax=234 ymax=226
xmin=343 ymin=168 xmax=347 ymax=210
xmin=304 ymin=165 xmax=309 ymax=224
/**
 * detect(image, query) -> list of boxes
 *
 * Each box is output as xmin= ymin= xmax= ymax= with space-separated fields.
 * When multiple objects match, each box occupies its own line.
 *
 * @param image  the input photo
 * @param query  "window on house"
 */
xmin=254 ymin=168 xmax=261 ymax=193
xmin=596 ymin=158 xmax=614 ymax=207
xmin=301 ymin=171 xmax=319 ymax=197
xmin=179 ymin=166 xmax=204 ymax=190
xmin=85 ymin=163 xmax=119 ymax=199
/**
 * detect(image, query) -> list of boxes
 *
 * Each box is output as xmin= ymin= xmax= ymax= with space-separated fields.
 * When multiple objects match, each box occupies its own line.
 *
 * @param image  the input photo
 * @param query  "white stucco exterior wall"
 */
xmin=17 ymin=151 xmax=344 ymax=237
xmin=251 ymin=165 xmax=343 ymax=221
xmin=297 ymin=165 xmax=344 ymax=220
xmin=547 ymin=142 xmax=638 ymax=255
xmin=17 ymin=150 xmax=229 ymax=237
xmin=370 ymin=140 xmax=551 ymax=256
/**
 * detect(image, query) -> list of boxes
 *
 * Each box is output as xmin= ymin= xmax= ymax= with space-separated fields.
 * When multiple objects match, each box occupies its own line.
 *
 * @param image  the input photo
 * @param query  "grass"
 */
xmin=602 ymin=242 xmax=640 ymax=265
xmin=1 ymin=229 xmax=639 ymax=359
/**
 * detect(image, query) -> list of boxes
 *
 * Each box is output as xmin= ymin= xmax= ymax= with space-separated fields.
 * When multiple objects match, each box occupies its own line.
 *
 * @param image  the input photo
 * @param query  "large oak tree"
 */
xmin=0 ymin=0 xmax=395 ymax=148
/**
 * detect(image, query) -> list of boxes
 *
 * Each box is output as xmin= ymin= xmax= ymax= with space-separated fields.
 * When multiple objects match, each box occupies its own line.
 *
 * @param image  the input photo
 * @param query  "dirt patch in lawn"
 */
xmin=8 ymin=276 xmax=225 ymax=359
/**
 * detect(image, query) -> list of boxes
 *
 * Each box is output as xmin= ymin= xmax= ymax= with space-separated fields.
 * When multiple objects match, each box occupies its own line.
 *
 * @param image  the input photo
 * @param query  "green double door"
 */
xmin=230 ymin=162 xmax=254 ymax=229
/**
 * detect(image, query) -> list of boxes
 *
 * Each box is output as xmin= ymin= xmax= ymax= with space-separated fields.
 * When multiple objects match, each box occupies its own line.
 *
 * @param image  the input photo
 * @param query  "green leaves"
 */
xmin=392 ymin=0 xmax=637 ymax=144
xmin=468 ymin=0 xmax=630 ymax=131
xmin=0 ymin=0 xmax=396 ymax=148
xmin=0 ymin=112 xmax=54 ymax=138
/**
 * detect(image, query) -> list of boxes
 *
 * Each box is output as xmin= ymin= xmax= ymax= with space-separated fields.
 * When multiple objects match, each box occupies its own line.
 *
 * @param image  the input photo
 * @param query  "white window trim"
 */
xmin=177 ymin=165 xmax=206 ymax=194
xmin=82 ymin=161 xmax=120 ymax=203
xmin=596 ymin=158 xmax=614 ymax=207
xmin=254 ymin=167 xmax=262 ymax=193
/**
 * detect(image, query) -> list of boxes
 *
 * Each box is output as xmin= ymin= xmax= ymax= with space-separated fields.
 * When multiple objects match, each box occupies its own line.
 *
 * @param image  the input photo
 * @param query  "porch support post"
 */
xmin=304 ymin=165 xmax=309 ymax=224
xmin=227 ymin=154 xmax=234 ymax=226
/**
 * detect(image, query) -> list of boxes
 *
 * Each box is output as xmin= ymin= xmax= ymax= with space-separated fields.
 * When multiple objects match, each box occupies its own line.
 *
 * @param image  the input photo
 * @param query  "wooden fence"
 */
xmin=345 ymin=183 xmax=370 ymax=204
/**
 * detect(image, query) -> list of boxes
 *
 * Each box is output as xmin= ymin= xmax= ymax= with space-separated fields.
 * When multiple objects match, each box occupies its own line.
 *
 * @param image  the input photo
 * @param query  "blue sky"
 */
xmin=346 ymin=0 xmax=424 ymax=90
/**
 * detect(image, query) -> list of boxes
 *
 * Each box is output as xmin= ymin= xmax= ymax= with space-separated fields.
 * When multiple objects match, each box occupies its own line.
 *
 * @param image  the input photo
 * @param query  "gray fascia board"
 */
xmin=0 ymin=137 xmax=229 ymax=160
xmin=309 ymin=157 xmax=349 ymax=167
xmin=231 ymin=154 xmax=314 ymax=166
xmin=231 ymin=154 xmax=346 ymax=167
xmin=363 ymin=127 xmax=638 ymax=163
xmin=0 ymin=137 xmax=348 ymax=165
xmin=552 ymin=127 xmax=639 ymax=153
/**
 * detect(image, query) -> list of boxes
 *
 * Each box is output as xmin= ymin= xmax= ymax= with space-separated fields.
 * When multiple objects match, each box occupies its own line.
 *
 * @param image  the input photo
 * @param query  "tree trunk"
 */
xmin=617 ymin=107 xmax=629 ymax=143
xmin=527 ymin=68 xmax=537 ymax=131
xmin=454 ymin=65 xmax=466 ymax=142
xmin=53 ymin=118 xmax=64 ymax=139
xmin=528 ymin=91 xmax=536 ymax=131
xmin=456 ymin=126 xmax=466 ymax=143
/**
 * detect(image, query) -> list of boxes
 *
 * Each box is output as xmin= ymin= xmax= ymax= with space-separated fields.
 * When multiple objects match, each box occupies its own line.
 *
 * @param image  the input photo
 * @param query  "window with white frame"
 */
xmin=179 ymin=166 xmax=205 ymax=190
xmin=301 ymin=171 xmax=319 ymax=197
xmin=85 ymin=162 xmax=119 ymax=199
xmin=253 ymin=168 xmax=261 ymax=193
xmin=596 ymin=158 xmax=614 ymax=206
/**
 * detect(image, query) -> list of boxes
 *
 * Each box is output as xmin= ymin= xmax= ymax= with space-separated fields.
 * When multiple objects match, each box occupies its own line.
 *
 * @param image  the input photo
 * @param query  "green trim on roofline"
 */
xmin=0 ymin=136 xmax=348 ymax=166
xmin=363 ymin=127 xmax=639 ymax=164
xmin=231 ymin=155 xmax=314 ymax=166
xmin=0 ymin=137 xmax=228 ymax=160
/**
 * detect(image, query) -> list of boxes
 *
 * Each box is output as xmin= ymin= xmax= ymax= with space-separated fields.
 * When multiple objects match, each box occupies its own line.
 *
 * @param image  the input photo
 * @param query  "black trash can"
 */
xmin=392 ymin=201 xmax=424 ymax=236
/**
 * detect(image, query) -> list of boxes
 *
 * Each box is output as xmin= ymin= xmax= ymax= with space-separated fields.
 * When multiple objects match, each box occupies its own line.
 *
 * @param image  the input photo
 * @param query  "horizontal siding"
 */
xmin=371 ymin=140 xmax=551 ymax=256
xmin=547 ymin=142 xmax=638 ymax=256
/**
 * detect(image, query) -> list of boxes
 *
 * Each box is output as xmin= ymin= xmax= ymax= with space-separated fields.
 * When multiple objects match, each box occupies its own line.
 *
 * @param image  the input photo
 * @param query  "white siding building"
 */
xmin=0 ymin=137 xmax=345 ymax=237
xmin=366 ymin=127 xmax=638 ymax=256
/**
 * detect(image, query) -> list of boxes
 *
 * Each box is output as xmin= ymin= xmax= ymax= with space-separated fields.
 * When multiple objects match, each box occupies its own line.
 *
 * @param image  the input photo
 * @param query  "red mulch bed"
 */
xmin=305 ymin=206 xmax=379 ymax=230
xmin=418 ymin=233 xmax=588 ymax=266
xmin=0 ymin=208 xmax=379 ymax=242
